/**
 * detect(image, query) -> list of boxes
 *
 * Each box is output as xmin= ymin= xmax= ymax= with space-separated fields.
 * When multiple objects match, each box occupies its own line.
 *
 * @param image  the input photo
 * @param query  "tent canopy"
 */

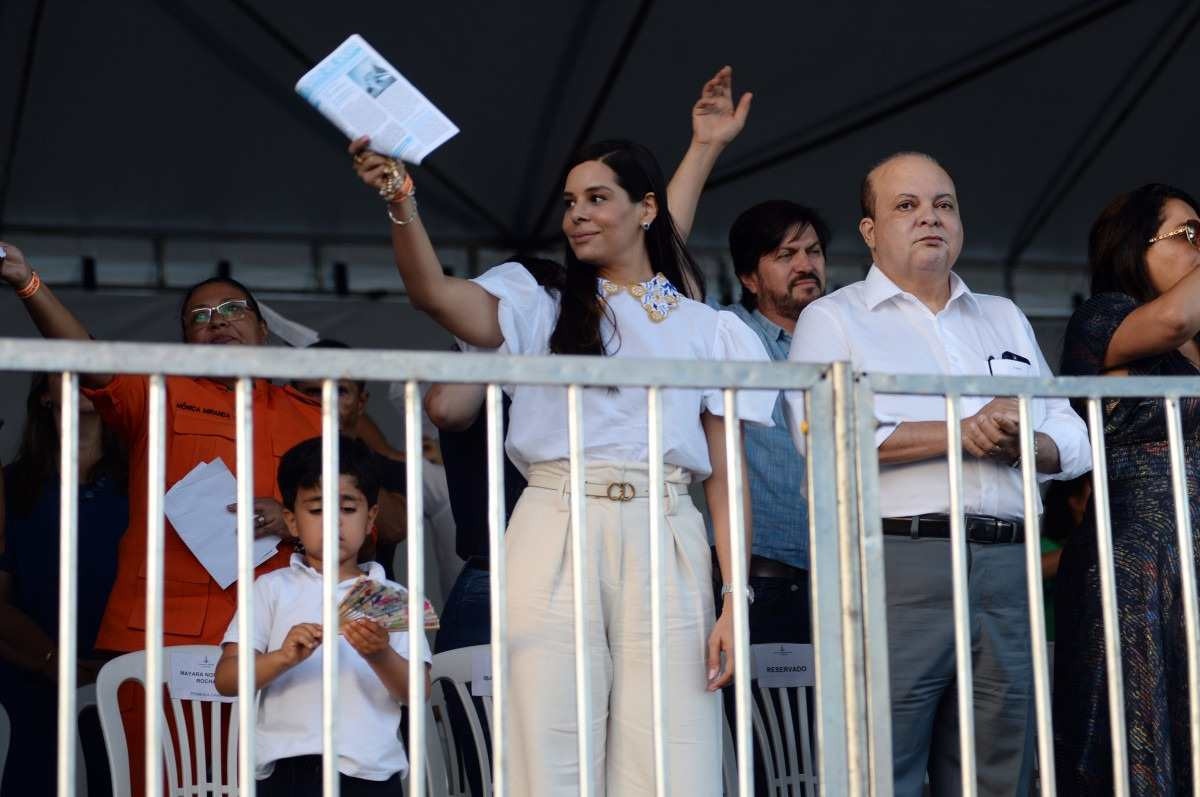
xmin=0 ymin=0 xmax=1195 ymax=287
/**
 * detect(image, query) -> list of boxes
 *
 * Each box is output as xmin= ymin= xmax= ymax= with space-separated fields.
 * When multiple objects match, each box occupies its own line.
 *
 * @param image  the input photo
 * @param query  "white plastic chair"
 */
xmin=428 ymin=646 xmax=493 ymax=796
xmin=96 ymin=645 xmax=237 ymax=797
xmin=751 ymin=683 xmax=817 ymax=795
xmin=401 ymin=699 xmax=452 ymax=797
xmin=721 ymin=680 xmax=819 ymax=796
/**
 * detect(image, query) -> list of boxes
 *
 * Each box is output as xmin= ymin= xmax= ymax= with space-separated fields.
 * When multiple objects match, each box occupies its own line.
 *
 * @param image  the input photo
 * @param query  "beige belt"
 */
xmin=525 ymin=473 xmax=686 ymax=503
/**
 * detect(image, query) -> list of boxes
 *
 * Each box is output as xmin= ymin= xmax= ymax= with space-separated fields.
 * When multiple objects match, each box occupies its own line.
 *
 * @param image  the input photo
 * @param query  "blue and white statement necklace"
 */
xmin=597 ymin=272 xmax=682 ymax=323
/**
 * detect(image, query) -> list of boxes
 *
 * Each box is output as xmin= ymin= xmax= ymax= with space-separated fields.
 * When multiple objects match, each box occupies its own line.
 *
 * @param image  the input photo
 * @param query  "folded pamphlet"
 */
xmin=163 ymin=459 xmax=281 ymax=589
xmin=296 ymin=34 xmax=459 ymax=164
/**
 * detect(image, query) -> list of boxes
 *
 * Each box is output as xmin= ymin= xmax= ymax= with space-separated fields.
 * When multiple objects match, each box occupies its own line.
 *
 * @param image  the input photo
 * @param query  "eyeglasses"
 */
xmin=185 ymin=299 xmax=252 ymax=327
xmin=1148 ymin=219 xmax=1200 ymax=248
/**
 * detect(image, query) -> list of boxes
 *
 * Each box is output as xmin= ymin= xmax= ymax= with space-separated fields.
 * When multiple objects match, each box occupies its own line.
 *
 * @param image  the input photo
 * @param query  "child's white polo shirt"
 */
xmin=222 ymin=553 xmax=432 ymax=781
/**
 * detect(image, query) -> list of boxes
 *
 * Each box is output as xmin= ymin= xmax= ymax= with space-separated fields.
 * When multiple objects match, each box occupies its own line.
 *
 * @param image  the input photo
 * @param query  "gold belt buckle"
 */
xmin=606 ymin=482 xmax=636 ymax=502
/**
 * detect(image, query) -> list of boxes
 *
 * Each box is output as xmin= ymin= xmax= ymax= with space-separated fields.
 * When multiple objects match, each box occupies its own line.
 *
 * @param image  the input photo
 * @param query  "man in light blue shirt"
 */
xmin=721 ymin=200 xmax=830 ymax=644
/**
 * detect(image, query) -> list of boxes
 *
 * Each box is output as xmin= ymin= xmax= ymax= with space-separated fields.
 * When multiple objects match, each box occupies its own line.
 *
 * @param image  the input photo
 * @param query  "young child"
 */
xmin=214 ymin=435 xmax=431 ymax=796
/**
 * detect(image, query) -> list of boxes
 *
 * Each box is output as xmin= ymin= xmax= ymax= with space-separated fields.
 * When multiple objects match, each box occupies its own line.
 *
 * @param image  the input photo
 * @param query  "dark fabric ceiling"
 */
xmin=0 ymin=0 xmax=1194 ymax=282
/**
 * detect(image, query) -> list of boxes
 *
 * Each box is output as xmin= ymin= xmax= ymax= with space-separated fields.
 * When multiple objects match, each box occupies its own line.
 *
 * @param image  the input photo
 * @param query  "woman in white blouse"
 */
xmin=348 ymin=68 xmax=774 ymax=795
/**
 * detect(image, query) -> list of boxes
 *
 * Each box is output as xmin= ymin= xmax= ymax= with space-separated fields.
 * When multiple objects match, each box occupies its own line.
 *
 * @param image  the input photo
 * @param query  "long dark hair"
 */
xmin=6 ymin=374 xmax=127 ymax=517
xmin=550 ymin=140 xmax=705 ymax=356
xmin=1089 ymin=183 xmax=1200 ymax=301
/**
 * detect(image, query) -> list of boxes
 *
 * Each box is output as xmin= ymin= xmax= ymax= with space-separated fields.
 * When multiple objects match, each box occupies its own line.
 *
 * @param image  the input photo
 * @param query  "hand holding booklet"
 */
xmin=164 ymin=459 xmax=281 ymax=590
xmin=296 ymin=34 xmax=459 ymax=165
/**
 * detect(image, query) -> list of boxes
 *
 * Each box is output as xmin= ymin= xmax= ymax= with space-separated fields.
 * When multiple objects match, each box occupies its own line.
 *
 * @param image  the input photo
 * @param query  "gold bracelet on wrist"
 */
xmin=388 ymin=198 xmax=419 ymax=226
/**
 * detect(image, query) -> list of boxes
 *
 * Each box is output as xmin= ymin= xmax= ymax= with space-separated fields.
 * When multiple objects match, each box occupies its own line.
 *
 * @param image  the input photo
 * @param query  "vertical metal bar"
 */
xmin=943 ymin=394 xmax=977 ymax=795
xmin=234 ymin=377 xmax=256 ymax=797
xmin=831 ymin=363 xmax=868 ymax=797
xmin=145 ymin=374 xmax=167 ymax=797
xmin=1166 ymin=395 xmax=1200 ymax=792
xmin=804 ymin=375 xmax=851 ymax=796
xmin=56 ymin=372 xmax=79 ymax=797
xmin=566 ymin=385 xmax=595 ymax=797
xmin=1017 ymin=396 xmax=1055 ymax=795
xmin=485 ymin=384 xmax=508 ymax=797
xmin=647 ymin=386 xmax=669 ymax=796
xmin=404 ymin=381 xmax=427 ymax=795
xmin=852 ymin=374 xmax=893 ymax=797
xmin=321 ymin=379 xmax=340 ymax=797
xmin=1086 ymin=397 xmax=1129 ymax=796
xmin=722 ymin=388 xmax=753 ymax=797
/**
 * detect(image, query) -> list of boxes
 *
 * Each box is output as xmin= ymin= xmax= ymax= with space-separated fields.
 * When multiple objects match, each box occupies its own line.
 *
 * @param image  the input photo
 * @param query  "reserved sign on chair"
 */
xmin=752 ymin=644 xmax=815 ymax=689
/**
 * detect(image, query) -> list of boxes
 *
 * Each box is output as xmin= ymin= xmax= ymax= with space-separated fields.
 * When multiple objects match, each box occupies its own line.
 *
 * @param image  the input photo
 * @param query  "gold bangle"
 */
xmin=16 ymin=270 xmax=41 ymax=300
xmin=387 ymin=198 xmax=419 ymax=226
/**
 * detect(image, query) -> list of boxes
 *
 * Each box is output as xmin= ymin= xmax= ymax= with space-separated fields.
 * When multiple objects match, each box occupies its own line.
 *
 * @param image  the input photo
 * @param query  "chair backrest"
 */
xmin=429 ymin=646 xmax=493 ymax=796
xmin=96 ymin=645 xmax=237 ymax=797
xmin=751 ymin=683 xmax=817 ymax=796
xmin=401 ymin=700 xmax=452 ymax=797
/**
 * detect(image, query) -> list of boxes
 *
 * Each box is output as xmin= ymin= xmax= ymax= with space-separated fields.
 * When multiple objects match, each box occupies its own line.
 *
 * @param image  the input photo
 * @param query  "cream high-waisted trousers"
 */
xmin=506 ymin=460 xmax=722 ymax=796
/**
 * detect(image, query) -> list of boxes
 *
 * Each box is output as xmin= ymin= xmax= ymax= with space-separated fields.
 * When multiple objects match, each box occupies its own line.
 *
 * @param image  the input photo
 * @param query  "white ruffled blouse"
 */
xmin=471 ymin=261 xmax=776 ymax=479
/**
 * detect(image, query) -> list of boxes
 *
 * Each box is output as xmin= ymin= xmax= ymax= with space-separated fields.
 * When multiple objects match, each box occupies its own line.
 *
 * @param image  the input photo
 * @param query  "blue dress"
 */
xmin=0 ymin=467 xmax=128 ymax=796
xmin=1055 ymin=292 xmax=1200 ymax=795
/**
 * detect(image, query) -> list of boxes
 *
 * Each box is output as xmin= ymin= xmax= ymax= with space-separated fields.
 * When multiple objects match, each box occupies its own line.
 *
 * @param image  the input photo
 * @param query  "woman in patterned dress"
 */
xmin=1056 ymin=183 xmax=1200 ymax=794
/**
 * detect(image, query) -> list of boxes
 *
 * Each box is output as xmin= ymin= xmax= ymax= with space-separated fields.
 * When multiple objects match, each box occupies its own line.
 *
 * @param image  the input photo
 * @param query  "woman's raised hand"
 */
xmin=0 ymin=241 xmax=33 ymax=290
xmin=691 ymin=66 xmax=752 ymax=149
xmin=348 ymin=136 xmax=408 ymax=197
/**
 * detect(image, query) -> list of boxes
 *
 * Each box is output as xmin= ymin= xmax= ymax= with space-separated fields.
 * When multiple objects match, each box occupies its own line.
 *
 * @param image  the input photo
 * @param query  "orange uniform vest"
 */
xmin=86 ymin=374 xmax=322 ymax=652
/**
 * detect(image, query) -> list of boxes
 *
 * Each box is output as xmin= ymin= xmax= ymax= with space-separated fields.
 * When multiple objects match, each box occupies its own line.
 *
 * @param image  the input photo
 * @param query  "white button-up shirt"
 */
xmin=785 ymin=265 xmax=1090 ymax=520
xmin=222 ymin=555 xmax=432 ymax=781
xmin=470 ymin=262 xmax=776 ymax=479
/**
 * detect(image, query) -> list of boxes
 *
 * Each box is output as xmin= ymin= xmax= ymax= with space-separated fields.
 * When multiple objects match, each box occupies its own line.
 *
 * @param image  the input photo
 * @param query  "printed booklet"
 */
xmin=296 ymin=34 xmax=458 ymax=164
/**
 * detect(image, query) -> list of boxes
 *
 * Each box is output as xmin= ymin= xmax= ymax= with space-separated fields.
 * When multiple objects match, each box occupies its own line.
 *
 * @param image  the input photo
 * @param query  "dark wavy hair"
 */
xmin=551 ymin=140 xmax=704 ymax=356
xmin=728 ymin=200 xmax=831 ymax=311
xmin=1089 ymin=183 xmax=1200 ymax=302
xmin=6 ymin=373 xmax=127 ymax=517
xmin=277 ymin=435 xmax=381 ymax=510
xmin=178 ymin=277 xmax=265 ymax=340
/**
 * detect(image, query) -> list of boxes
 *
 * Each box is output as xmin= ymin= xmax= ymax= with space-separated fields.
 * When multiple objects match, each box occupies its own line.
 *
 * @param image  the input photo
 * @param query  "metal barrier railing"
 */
xmin=19 ymin=337 xmax=1196 ymax=796
xmin=860 ymin=371 xmax=1200 ymax=797
xmin=0 ymin=338 xmax=846 ymax=797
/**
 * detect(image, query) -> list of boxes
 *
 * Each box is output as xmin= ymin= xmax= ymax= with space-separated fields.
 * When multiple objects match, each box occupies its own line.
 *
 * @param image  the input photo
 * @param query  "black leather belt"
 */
xmin=881 ymin=514 xmax=1024 ymax=544
xmin=464 ymin=555 xmax=490 ymax=572
xmin=748 ymin=555 xmax=808 ymax=581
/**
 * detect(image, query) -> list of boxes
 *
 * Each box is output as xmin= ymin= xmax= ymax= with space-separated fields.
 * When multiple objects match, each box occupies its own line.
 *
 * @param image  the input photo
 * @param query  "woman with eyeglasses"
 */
xmin=0 ymin=249 xmax=322 ymax=795
xmin=1055 ymin=184 xmax=1200 ymax=794
xmin=347 ymin=67 xmax=771 ymax=795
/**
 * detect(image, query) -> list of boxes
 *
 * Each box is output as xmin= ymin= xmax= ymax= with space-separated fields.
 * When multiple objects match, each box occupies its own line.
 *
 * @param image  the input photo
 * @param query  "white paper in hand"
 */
xmin=164 ymin=459 xmax=280 ymax=589
xmin=296 ymin=34 xmax=459 ymax=165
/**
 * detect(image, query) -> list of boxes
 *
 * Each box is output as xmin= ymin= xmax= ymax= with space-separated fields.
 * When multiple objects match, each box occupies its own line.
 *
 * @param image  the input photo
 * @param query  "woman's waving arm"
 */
xmin=349 ymin=139 xmax=504 ymax=348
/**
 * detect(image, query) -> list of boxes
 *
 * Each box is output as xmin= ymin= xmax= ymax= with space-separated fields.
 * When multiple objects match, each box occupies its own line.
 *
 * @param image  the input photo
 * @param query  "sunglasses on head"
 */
xmin=185 ymin=299 xmax=252 ymax=327
xmin=1148 ymin=219 xmax=1200 ymax=248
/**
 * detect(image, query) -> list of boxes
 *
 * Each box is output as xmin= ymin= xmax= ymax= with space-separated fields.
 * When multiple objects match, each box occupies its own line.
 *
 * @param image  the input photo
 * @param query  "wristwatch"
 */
xmin=720 ymin=583 xmax=755 ymax=604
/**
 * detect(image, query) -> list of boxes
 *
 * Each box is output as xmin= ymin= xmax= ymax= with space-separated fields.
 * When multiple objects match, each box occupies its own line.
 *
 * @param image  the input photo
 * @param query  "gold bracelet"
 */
xmin=16 ymin=270 xmax=41 ymax=300
xmin=387 ymin=198 xmax=419 ymax=226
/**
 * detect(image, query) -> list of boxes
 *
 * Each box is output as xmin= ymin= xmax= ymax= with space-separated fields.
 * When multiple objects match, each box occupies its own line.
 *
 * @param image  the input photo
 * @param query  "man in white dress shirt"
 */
xmin=785 ymin=152 xmax=1090 ymax=796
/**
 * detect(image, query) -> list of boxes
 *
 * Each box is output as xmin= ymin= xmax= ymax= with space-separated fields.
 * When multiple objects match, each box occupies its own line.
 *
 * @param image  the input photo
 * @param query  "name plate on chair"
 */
xmin=753 ymin=643 xmax=815 ymax=688
xmin=169 ymin=650 xmax=235 ymax=703
xmin=471 ymin=646 xmax=493 ymax=697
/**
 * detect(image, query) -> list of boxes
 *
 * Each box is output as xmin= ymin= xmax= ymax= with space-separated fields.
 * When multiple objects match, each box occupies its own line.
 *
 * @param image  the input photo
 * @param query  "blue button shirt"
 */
xmin=725 ymin=304 xmax=809 ymax=569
